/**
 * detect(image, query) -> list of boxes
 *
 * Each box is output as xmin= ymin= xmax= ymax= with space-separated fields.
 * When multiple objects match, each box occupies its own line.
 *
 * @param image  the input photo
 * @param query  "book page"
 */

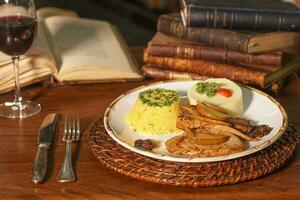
xmin=43 ymin=16 xmax=142 ymax=81
xmin=37 ymin=7 xmax=78 ymax=22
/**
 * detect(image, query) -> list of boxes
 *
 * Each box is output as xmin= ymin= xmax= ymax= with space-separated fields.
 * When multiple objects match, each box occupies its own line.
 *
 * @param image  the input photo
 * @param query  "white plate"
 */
xmin=104 ymin=81 xmax=288 ymax=163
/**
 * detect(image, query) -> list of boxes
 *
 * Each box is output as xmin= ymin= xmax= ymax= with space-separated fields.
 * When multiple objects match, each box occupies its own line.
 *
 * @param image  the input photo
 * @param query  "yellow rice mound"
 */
xmin=126 ymin=89 xmax=181 ymax=134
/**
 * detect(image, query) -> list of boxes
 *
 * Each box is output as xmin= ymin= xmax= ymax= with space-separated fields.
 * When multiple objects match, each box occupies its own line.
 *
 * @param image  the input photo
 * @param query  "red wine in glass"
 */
xmin=0 ymin=15 xmax=37 ymax=56
xmin=0 ymin=0 xmax=41 ymax=119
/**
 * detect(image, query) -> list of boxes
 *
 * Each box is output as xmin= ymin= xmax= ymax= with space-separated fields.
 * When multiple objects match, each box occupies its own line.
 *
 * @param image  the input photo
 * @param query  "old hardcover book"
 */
xmin=148 ymin=32 xmax=283 ymax=68
xmin=0 ymin=7 xmax=143 ymax=94
xmin=144 ymin=50 xmax=300 ymax=88
xmin=179 ymin=0 xmax=300 ymax=31
xmin=157 ymin=14 xmax=300 ymax=54
xmin=142 ymin=64 xmax=288 ymax=94
xmin=142 ymin=65 xmax=210 ymax=80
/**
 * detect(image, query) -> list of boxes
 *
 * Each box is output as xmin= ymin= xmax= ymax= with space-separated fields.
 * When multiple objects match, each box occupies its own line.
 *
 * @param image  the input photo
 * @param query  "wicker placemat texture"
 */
xmin=89 ymin=119 xmax=300 ymax=187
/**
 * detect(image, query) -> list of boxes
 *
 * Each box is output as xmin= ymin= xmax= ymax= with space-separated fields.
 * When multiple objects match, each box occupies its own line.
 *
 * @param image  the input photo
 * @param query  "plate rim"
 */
xmin=103 ymin=80 xmax=288 ymax=163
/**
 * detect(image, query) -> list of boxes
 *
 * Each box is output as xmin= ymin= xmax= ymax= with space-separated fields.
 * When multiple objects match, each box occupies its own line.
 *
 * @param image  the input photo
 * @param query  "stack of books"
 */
xmin=143 ymin=0 xmax=300 ymax=92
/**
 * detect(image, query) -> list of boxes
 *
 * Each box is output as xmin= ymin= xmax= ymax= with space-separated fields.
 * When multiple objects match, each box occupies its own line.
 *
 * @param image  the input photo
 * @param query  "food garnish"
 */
xmin=217 ymin=88 xmax=232 ymax=98
xmin=196 ymin=82 xmax=232 ymax=98
xmin=134 ymin=139 xmax=156 ymax=151
xmin=139 ymin=88 xmax=180 ymax=107
xmin=196 ymin=81 xmax=219 ymax=97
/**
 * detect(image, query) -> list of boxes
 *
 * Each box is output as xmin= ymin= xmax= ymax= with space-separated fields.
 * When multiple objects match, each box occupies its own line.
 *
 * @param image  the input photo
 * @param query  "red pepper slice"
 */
xmin=217 ymin=88 xmax=232 ymax=98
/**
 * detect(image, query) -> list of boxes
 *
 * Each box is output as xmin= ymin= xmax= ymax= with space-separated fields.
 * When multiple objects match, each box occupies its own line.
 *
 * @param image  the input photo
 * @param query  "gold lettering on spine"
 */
xmin=254 ymin=13 xmax=259 ymax=30
xmin=182 ymin=47 xmax=194 ymax=59
xmin=176 ymin=47 xmax=181 ymax=57
xmin=190 ymin=48 xmax=194 ymax=59
xmin=223 ymin=12 xmax=227 ymax=27
xmin=213 ymin=9 xmax=218 ymax=27
xmin=278 ymin=13 xmax=282 ymax=30
xmin=171 ymin=20 xmax=183 ymax=37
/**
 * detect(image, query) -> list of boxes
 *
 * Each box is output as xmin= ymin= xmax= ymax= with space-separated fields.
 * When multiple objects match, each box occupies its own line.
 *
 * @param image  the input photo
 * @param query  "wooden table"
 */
xmin=0 ymin=48 xmax=299 ymax=200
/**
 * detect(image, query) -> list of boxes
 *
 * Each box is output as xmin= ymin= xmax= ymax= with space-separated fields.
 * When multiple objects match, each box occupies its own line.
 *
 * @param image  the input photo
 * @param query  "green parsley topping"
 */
xmin=196 ymin=82 xmax=219 ymax=97
xmin=139 ymin=88 xmax=180 ymax=107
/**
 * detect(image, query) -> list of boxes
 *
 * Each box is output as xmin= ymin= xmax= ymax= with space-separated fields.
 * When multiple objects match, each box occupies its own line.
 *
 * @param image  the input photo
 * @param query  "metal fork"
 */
xmin=57 ymin=115 xmax=80 ymax=182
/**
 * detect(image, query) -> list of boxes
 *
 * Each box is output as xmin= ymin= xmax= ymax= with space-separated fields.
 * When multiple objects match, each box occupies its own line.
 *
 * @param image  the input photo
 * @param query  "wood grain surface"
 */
xmin=0 ymin=48 xmax=299 ymax=200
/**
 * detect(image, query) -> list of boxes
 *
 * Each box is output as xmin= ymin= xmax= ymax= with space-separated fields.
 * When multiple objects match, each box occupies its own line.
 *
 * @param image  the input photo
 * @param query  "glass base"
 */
xmin=0 ymin=100 xmax=41 ymax=119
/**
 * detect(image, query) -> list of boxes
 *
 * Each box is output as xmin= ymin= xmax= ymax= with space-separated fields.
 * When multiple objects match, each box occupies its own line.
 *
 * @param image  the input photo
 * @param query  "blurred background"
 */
xmin=36 ymin=0 xmax=179 ymax=46
xmin=36 ymin=0 xmax=300 ymax=46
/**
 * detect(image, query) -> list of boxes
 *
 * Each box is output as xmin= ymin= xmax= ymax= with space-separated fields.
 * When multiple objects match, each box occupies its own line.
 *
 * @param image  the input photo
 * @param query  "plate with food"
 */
xmin=104 ymin=79 xmax=288 ymax=162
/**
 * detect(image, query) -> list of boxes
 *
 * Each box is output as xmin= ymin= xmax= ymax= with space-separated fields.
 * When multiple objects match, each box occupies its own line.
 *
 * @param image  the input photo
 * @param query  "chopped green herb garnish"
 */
xmin=196 ymin=82 xmax=219 ymax=97
xmin=139 ymin=88 xmax=180 ymax=107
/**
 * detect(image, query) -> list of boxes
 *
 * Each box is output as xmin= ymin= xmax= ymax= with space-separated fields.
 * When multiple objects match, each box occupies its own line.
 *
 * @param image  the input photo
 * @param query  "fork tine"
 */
xmin=75 ymin=115 xmax=80 ymax=141
xmin=67 ymin=116 xmax=72 ymax=141
xmin=63 ymin=115 xmax=68 ymax=141
xmin=71 ymin=116 xmax=77 ymax=141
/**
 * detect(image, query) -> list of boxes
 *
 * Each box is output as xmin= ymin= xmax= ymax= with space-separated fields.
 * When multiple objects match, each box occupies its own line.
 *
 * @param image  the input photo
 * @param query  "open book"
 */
xmin=0 ymin=7 xmax=143 ymax=94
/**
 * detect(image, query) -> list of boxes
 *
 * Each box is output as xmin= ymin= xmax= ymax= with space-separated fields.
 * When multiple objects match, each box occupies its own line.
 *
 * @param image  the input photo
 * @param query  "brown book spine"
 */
xmin=143 ymin=64 xmax=286 ymax=93
xmin=144 ymin=50 xmax=267 ymax=88
xmin=148 ymin=43 xmax=283 ymax=67
xmin=157 ymin=14 xmax=251 ymax=53
xmin=142 ymin=65 xmax=210 ymax=80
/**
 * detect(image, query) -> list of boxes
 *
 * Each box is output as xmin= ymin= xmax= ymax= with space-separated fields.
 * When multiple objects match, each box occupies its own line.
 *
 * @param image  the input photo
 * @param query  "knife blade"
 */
xmin=31 ymin=113 xmax=57 ymax=184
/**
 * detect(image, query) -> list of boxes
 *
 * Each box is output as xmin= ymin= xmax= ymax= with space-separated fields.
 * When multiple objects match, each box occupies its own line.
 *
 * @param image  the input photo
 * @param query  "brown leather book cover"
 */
xmin=157 ymin=14 xmax=300 ymax=54
xmin=144 ymin=49 xmax=300 ymax=88
xmin=149 ymin=33 xmax=283 ymax=68
xmin=142 ymin=65 xmax=210 ymax=80
xmin=142 ymin=64 xmax=288 ymax=93
xmin=144 ymin=49 xmax=267 ymax=87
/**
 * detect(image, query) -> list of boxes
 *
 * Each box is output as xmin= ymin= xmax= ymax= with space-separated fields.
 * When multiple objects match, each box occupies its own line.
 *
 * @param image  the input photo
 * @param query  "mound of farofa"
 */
xmin=126 ymin=88 xmax=181 ymax=134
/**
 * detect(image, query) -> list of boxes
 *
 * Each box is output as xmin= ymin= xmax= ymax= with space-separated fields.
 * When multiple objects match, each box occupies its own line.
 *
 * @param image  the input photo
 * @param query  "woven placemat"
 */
xmin=89 ymin=118 xmax=300 ymax=187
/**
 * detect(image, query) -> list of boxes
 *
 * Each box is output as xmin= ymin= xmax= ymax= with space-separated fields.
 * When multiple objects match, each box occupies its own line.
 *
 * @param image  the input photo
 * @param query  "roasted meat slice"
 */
xmin=178 ymin=116 xmax=257 ymax=141
xmin=250 ymin=125 xmax=273 ymax=138
xmin=230 ymin=119 xmax=273 ymax=139
xmin=165 ymin=132 xmax=246 ymax=157
xmin=229 ymin=118 xmax=254 ymax=133
xmin=178 ymin=105 xmax=272 ymax=141
xmin=181 ymin=106 xmax=230 ymax=126
xmin=196 ymin=102 xmax=231 ymax=121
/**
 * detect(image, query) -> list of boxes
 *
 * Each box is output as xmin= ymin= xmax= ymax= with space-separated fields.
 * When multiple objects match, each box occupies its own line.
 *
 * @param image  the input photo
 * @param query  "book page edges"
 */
xmin=0 ymin=56 xmax=57 ymax=93
xmin=111 ymin=24 xmax=143 ymax=77
xmin=0 ymin=75 xmax=52 ymax=94
xmin=265 ymin=56 xmax=300 ymax=86
xmin=248 ymin=32 xmax=300 ymax=53
xmin=55 ymin=65 xmax=143 ymax=83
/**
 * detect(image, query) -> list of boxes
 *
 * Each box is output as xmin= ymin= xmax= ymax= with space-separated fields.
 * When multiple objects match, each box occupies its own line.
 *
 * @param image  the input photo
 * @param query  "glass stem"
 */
xmin=12 ymin=56 xmax=23 ymax=106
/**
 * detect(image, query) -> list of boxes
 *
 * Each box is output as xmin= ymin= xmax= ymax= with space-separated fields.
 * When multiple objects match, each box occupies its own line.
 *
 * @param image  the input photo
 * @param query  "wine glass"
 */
xmin=0 ymin=0 xmax=41 ymax=118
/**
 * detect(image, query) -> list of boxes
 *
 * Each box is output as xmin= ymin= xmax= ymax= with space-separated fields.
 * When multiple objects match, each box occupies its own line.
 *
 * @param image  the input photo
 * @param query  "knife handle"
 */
xmin=32 ymin=145 xmax=48 ymax=184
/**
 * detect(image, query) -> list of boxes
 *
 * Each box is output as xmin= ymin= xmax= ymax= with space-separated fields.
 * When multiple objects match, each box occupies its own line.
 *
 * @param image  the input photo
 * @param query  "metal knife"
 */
xmin=32 ymin=113 xmax=57 ymax=184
